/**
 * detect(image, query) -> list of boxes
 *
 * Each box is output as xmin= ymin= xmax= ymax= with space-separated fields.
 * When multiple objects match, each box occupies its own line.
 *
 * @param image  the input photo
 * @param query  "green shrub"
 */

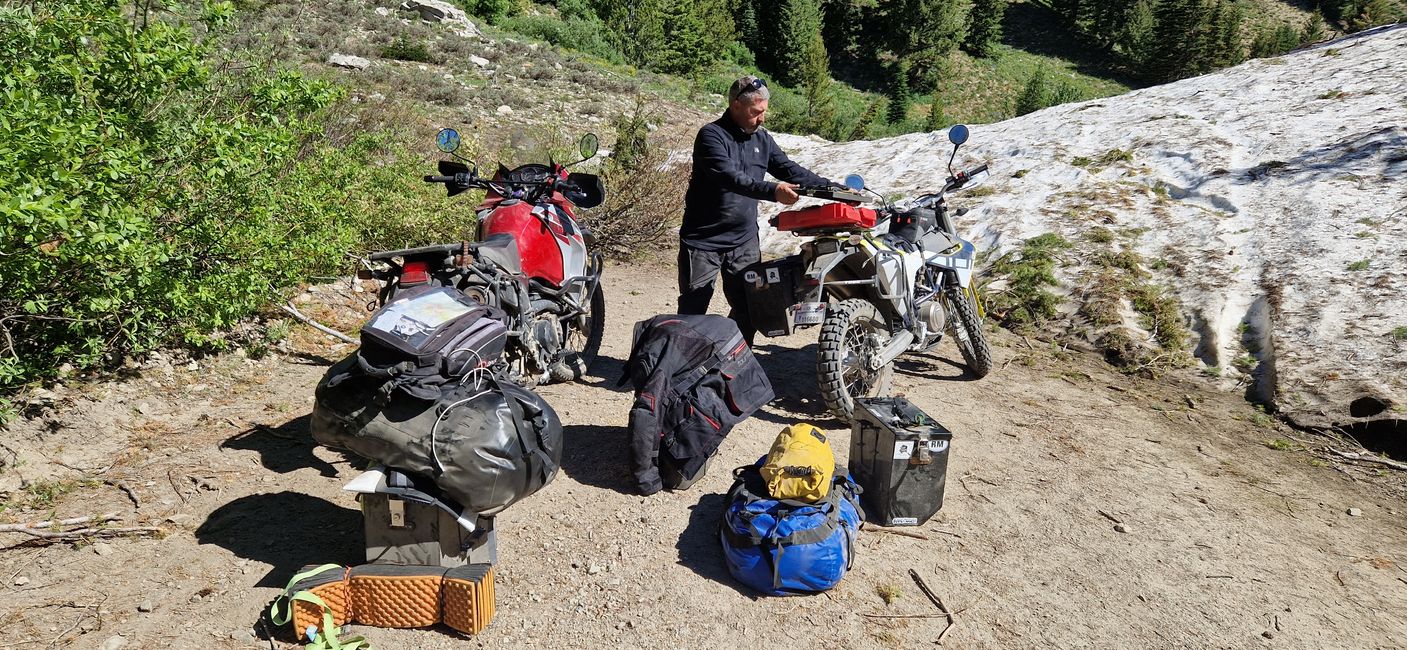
xmin=497 ymin=15 xmax=623 ymax=63
xmin=986 ymin=233 xmax=1072 ymax=327
xmin=0 ymin=0 xmax=493 ymax=392
xmin=380 ymin=35 xmax=433 ymax=62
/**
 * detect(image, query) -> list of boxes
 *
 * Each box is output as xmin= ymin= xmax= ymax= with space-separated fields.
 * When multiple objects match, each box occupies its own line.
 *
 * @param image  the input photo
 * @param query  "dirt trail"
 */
xmin=2 ymin=259 xmax=1405 ymax=649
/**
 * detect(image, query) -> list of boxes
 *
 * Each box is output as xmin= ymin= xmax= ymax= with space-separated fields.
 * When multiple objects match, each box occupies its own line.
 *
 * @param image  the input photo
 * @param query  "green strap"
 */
xmin=267 ymin=565 xmax=371 ymax=649
xmin=270 ymin=564 xmax=345 ymax=626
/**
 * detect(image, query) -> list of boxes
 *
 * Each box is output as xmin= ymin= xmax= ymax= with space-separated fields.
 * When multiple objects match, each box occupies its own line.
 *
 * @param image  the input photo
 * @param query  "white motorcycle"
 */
xmin=749 ymin=125 xmax=994 ymax=421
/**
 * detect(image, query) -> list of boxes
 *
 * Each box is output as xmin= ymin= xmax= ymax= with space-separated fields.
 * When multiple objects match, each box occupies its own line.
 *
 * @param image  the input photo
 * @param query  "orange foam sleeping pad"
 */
xmin=289 ymin=563 xmax=495 ymax=636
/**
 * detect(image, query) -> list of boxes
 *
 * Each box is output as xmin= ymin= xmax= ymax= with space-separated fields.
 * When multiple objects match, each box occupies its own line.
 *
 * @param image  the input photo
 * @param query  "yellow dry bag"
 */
xmin=760 ymin=423 xmax=835 ymax=502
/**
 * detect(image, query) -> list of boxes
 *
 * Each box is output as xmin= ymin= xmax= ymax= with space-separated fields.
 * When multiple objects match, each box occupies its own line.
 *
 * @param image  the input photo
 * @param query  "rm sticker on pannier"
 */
xmin=892 ymin=439 xmax=950 ymax=460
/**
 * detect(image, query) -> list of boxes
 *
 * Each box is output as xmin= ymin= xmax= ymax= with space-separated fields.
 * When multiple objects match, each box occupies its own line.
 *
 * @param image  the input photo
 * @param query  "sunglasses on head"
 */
xmin=746 ymin=77 xmax=767 ymax=91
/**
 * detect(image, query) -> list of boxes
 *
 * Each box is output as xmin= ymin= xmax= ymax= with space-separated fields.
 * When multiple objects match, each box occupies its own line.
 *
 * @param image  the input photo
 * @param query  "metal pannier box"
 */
xmin=849 ymin=397 xmax=952 ymax=527
xmin=742 ymin=255 xmax=804 ymax=338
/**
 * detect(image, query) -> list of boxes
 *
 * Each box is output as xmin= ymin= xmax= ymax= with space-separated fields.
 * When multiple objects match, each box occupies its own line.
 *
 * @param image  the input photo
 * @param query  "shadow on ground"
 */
xmin=558 ymin=423 xmax=637 ymax=494
xmin=196 ymin=491 xmax=363 ymax=588
xmin=753 ymin=343 xmax=845 ymax=427
xmin=674 ymin=491 xmax=756 ymax=599
xmin=221 ymin=415 xmax=340 ymax=478
xmin=582 ymin=353 xmax=630 ymax=394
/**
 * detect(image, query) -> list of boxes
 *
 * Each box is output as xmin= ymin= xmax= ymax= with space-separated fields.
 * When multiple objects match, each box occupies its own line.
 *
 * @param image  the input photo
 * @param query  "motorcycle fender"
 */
xmin=924 ymin=237 xmax=977 ymax=288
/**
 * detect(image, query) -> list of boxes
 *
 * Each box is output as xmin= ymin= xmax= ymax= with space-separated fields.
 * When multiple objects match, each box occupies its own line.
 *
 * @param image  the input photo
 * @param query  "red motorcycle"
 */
xmin=358 ymin=128 xmax=606 ymax=385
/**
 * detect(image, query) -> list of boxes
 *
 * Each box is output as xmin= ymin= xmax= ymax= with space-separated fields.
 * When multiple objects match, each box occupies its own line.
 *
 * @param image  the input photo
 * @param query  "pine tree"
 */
xmin=963 ymin=0 xmax=1006 ymax=57
xmin=1015 ymin=66 xmax=1049 ymax=116
xmin=886 ymin=59 xmax=912 ymax=124
xmin=848 ymin=97 xmax=884 ymax=141
xmin=891 ymin=0 xmax=970 ymax=92
xmin=1117 ymin=0 xmax=1156 ymax=67
xmin=1347 ymin=0 xmax=1396 ymax=31
xmin=656 ymin=1 xmax=709 ymax=74
xmin=738 ymin=0 xmax=762 ymax=54
xmin=767 ymin=0 xmax=825 ymax=86
xmin=596 ymin=0 xmax=666 ymax=67
xmin=1147 ymin=0 xmax=1209 ymax=82
xmin=924 ymin=97 xmax=947 ymax=132
xmin=1301 ymin=10 xmax=1328 ymax=43
xmin=800 ymin=32 xmax=837 ymax=137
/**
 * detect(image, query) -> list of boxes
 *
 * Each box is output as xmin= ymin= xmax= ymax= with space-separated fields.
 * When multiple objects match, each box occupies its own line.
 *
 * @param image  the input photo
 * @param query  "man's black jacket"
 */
xmin=619 ymin=314 xmax=775 ymax=495
xmin=681 ymin=113 xmax=833 ymax=251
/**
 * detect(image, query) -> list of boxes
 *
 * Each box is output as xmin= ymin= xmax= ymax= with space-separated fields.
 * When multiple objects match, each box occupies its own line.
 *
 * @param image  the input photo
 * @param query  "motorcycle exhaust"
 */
xmin=875 ymin=330 xmax=916 ymax=368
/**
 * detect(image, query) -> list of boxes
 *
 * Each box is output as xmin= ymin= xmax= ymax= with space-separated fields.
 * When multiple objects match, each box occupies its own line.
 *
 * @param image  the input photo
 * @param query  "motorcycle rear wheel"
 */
xmin=946 ymin=287 xmax=994 ymax=378
xmin=818 ymin=298 xmax=894 ymax=423
xmin=549 ymin=283 xmax=606 ymax=383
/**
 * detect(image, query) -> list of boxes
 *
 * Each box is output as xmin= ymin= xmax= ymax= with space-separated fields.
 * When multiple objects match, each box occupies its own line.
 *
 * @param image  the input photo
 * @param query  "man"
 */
xmin=678 ymin=75 xmax=835 ymax=344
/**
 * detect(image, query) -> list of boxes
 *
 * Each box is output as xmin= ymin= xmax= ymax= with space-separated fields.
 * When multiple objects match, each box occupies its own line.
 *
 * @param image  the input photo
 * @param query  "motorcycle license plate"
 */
xmin=793 ymin=302 xmax=826 ymax=327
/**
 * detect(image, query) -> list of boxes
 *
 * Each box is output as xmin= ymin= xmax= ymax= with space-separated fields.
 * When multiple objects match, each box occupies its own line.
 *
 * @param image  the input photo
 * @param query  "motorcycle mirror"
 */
xmin=578 ymin=133 xmax=600 ymax=161
xmin=436 ymin=127 xmax=462 ymax=153
xmin=947 ymin=124 xmax=969 ymax=146
xmin=843 ymin=174 xmax=866 ymax=191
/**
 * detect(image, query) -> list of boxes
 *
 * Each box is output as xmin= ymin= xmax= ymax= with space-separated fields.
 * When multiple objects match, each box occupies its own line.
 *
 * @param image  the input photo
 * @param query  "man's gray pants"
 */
xmin=677 ymin=238 xmax=760 ymax=344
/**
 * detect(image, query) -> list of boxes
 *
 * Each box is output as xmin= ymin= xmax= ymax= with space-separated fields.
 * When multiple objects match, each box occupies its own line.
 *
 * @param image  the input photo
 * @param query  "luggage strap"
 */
xmin=670 ymin=331 xmax=746 ymax=400
xmin=269 ymin=565 xmax=370 ymax=650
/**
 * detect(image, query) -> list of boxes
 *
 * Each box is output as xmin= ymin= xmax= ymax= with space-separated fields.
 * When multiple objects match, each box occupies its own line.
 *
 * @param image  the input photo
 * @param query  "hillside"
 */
xmin=762 ymin=24 xmax=1407 ymax=440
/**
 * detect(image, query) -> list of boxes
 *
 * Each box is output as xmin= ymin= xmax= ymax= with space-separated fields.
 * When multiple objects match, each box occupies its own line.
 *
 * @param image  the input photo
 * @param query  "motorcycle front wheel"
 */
xmin=549 ymin=282 xmax=606 ymax=382
xmin=817 ymin=298 xmax=894 ymax=422
xmin=945 ymin=286 xmax=994 ymax=378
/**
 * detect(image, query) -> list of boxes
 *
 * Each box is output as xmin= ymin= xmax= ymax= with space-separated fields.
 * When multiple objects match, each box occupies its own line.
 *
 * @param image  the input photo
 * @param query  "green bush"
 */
xmin=381 ymin=35 xmax=433 ymax=62
xmin=0 ymin=0 xmax=364 ymax=389
xmin=497 ymin=14 xmax=624 ymax=63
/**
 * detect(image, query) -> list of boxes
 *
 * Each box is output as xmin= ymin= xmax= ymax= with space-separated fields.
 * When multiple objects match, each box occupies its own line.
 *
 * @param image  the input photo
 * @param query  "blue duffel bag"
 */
xmin=718 ymin=462 xmax=863 ymax=596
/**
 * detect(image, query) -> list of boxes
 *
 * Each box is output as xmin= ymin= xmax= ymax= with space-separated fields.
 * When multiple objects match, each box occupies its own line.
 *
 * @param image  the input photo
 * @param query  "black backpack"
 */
xmin=347 ymin=286 xmax=508 ymax=402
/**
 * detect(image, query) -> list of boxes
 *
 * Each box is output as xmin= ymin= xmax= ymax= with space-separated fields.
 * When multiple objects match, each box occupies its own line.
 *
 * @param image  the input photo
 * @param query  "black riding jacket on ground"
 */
xmin=619 ymin=314 xmax=775 ymax=495
xmin=681 ymin=113 xmax=834 ymax=251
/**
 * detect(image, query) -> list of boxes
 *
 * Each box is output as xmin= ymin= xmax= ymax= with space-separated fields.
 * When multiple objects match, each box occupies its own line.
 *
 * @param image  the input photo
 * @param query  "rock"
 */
xmin=375 ymin=6 xmax=391 ymax=15
xmin=185 ymin=361 xmax=198 ymax=371
xmin=469 ymin=55 xmax=491 ymax=68
xmin=13 ymin=576 xmax=29 ymax=586
xmin=326 ymin=54 xmax=371 ymax=70
xmin=92 ymin=542 xmax=114 ymax=556
xmin=229 ymin=629 xmax=257 ymax=644
xmin=101 ymin=635 xmax=127 ymax=650
xmin=496 ymin=105 xmax=513 ymax=115
xmin=138 ymin=600 xmax=154 ymax=613
xmin=368 ymin=93 xmax=385 ymax=102
xmin=587 ymin=564 xmax=602 ymax=575
xmin=1347 ymin=507 xmax=1363 ymax=517
xmin=1114 ymin=523 xmax=1131 ymax=534
xmin=400 ymin=0 xmax=481 ymax=37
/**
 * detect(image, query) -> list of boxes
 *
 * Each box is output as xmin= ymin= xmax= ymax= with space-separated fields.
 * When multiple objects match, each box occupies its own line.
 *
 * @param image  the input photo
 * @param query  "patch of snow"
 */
xmin=760 ymin=25 xmax=1407 ymax=428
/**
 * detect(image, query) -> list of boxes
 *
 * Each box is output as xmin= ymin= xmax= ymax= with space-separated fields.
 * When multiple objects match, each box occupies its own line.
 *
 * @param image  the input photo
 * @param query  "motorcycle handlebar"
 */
xmin=424 ymin=175 xmax=458 ymax=183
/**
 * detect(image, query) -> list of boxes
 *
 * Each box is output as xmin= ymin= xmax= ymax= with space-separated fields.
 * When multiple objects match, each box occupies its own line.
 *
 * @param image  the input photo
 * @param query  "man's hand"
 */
xmin=774 ymin=182 xmax=800 ymax=205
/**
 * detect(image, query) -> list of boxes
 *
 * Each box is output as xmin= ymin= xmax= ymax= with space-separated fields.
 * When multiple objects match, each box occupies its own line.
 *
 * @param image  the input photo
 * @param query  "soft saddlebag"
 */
xmin=719 ymin=462 xmax=863 ymax=596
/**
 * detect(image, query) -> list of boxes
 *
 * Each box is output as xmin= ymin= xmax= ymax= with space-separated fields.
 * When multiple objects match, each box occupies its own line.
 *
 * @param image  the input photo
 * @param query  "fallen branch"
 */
xmin=279 ymin=302 xmax=355 ymax=344
xmin=860 ymin=613 xmax=949 ymax=620
xmin=0 ymin=513 xmax=120 ymax=534
xmin=5 ymin=526 xmax=160 ymax=544
xmin=1327 ymin=448 xmax=1407 ymax=472
xmin=861 ymin=523 xmax=929 ymax=540
xmin=107 ymin=480 xmax=140 ymax=509
xmin=908 ymin=569 xmax=957 ymax=644
xmin=167 ymin=469 xmax=188 ymax=505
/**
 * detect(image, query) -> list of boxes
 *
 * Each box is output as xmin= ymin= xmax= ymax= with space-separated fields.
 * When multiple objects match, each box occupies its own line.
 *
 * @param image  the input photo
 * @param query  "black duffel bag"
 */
xmin=311 ymin=362 xmax=562 ymax=516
